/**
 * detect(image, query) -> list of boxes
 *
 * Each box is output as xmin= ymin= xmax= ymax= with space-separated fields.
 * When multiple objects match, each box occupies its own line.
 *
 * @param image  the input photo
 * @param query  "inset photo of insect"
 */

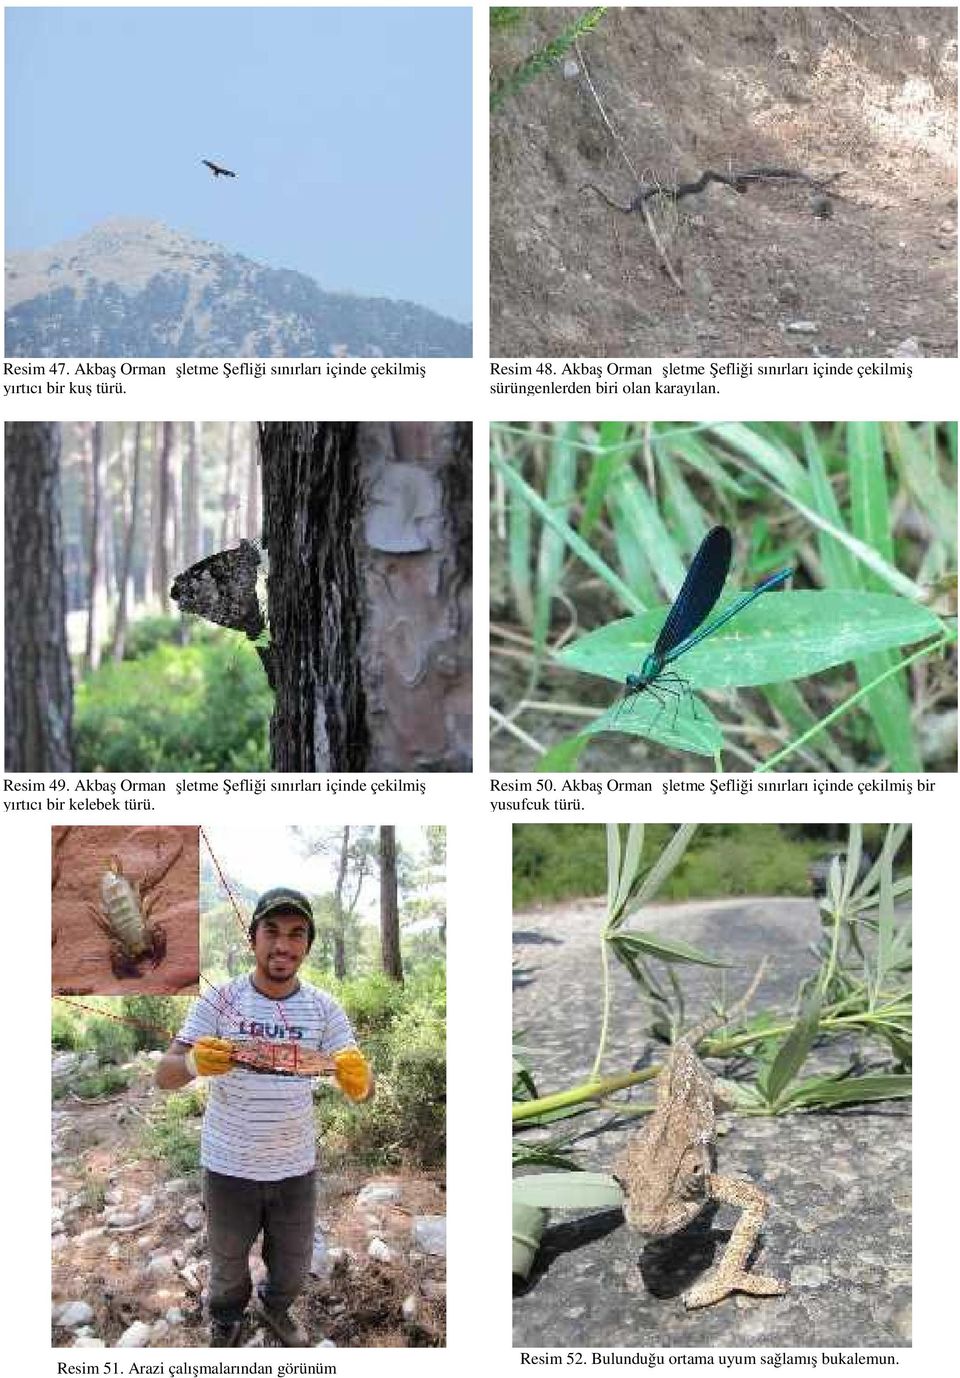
xmin=52 ymin=826 xmax=199 ymax=995
xmin=513 ymin=822 xmax=911 ymax=1347
xmin=490 ymin=420 xmax=957 ymax=772
xmin=7 ymin=421 xmax=472 ymax=774
xmin=52 ymin=824 xmax=446 ymax=1349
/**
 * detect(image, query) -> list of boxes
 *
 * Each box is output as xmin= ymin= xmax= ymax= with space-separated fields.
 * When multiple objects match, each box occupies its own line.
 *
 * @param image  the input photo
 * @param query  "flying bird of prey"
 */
xmin=201 ymin=158 xmax=237 ymax=179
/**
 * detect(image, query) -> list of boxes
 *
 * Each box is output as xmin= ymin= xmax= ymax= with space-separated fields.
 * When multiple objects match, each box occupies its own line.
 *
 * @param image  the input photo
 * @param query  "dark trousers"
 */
xmin=202 ymin=1167 xmax=317 ymax=1322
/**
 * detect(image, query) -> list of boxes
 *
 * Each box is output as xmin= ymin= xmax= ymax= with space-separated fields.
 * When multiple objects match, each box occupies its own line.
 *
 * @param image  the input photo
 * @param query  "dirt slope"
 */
xmin=491 ymin=7 xmax=957 ymax=357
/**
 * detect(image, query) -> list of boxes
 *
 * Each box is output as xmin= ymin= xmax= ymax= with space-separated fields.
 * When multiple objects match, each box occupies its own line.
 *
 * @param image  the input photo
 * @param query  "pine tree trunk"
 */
xmin=332 ymin=826 xmax=350 ymax=980
xmin=112 ymin=422 xmax=142 ymax=661
xmin=4 ymin=422 xmax=74 ymax=770
xmin=379 ymin=826 xmax=403 ymax=983
xmin=259 ymin=421 xmax=472 ymax=772
xmin=84 ymin=421 xmax=104 ymax=671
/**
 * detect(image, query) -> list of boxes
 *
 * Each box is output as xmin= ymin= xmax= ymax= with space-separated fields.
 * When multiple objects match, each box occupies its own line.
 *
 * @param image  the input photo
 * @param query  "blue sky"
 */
xmin=6 ymin=7 xmax=472 ymax=322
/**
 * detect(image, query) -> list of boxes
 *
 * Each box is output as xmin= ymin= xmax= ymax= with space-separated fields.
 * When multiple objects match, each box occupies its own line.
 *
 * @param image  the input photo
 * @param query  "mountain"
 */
xmin=5 ymin=218 xmax=471 ymax=358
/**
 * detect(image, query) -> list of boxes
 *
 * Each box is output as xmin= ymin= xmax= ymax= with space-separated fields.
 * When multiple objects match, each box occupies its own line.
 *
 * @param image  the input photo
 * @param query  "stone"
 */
xmin=367 ymin=1237 xmax=394 ymax=1263
xmin=165 ymin=1307 xmax=185 ymax=1326
xmin=182 ymin=1207 xmax=204 ymax=1231
xmin=106 ymin=1211 xmax=138 ymax=1229
xmin=136 ymin=1194 xmax=156 ymax=1220
xmin=58 ymin=1301 xmax=95 ymax=1327
xmin=401 ymin=1294 xmax=419 ymax=1321
xmin=411 ymin=1216 xmax=446 ymax=1257
xmin=785 ymin=320 xmax=819 ymax=334
xmin=117 ymin=1320 xmax=153 ymax=1348
xmin=144 ymin=1254 xmax=177 ymax=1279
xmin=72 ymin=1337 xmax=106 ymax=1348
xmin=356 ymin=1182 xmax=402 ymax=1208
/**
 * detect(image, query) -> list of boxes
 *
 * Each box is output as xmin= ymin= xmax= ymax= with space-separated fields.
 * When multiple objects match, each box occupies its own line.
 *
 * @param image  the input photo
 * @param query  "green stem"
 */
xmin=758 ymin=634 xmax=952 ymax=771
xmin=512 ymin=1067 xmax=656 ymax=1123
xmin=516 ymin=1003 xmax=911 ymax=1124
xmin=591 ymin=920 xmax=613 ymax=1080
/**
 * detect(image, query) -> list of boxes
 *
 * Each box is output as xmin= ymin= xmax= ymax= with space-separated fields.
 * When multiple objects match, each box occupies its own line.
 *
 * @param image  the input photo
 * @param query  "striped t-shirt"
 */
xmin=177 ymin=975 xmax=357 ymax=1181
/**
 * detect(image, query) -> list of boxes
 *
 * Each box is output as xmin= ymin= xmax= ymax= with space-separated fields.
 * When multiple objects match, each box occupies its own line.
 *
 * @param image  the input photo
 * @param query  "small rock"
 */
xmin=367 ymin=1237 xmax=394 ymax=1264
xmin=163 ymin=1178 xmax=189 ymax=1196
xmin=165 ymin=1308 xmax=184 ymax=1326
xmin=562 ymin=59 xmax=579 ymax=78
xmin=401 ymin=1294 xmax=419 ymax=1322
xmin=785 ymin=320 xmax=819 ymax=334
xmin=791 ymin=1263 xmax=830 ymax=1288
xmin=107 ymin=1243 xmax=121 ymax=1261
xmin=72 ymin=1337 xmax=106 ymax=1348
xmin=58 ymin=1301 xmax=95 ymax=1328
xmin=75 ymin=1227 xmax=106 ymax=1245
xmin=411 ymin=1216 xmax=446 ymax=1258
xmin=310 ymin=1228 xmax=330 ymax=1278
xmin=356 ymin=1182 xmax=402 ymax=1208
xmin=891 ymin=337 xmax=922 ymax=357
xmin=52 ymin=1234 xmax=70 ymax=1253
xmin=104 ymin=1188 xmax=123 ymax=1206
xmin=144 ymin=1254 xmax=177 ymax=1279
xmin=180 ymin=1264 xmax=201 ymax=1293
xmin=106 ymin=1211 xmax=138 ymax=1229
xmin=182 ymin=1207 xmax=204 ymax=1231
xmin=117 ymin=1320 xmax=153 ymax=1348
xmin=135 ymin=1195 xmax=156 ymax=1220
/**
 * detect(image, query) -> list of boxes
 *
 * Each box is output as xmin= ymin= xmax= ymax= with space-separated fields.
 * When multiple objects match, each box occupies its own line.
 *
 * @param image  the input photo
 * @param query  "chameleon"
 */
xmin=615 ymin=963 xmax=787 ymax=1309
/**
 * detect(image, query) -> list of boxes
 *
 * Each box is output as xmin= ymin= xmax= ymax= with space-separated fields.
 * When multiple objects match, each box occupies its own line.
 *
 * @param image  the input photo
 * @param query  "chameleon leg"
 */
xmin=682 ymin=1174 xmax=787 ymax=1309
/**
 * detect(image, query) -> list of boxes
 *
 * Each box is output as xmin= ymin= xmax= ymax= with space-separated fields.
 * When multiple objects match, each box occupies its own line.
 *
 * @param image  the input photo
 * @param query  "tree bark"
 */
xmin=246 ymin=423 xmax=261 ymax=539
xmin=4 ymin=422 xmax=74 ymax=770
xmin=259 ymin=421 xmax=472 ymax=772
xmin=220 ymin=420 xmax=237 ymax=547
xmin=153 ymin=421 xmax=173 ymax=612
xmin=112 ymin=422 xmax=142 ymax=661
xmin=379 ymin=826 xmax=403 ymax=983
xmin=183 ymin=423 xmax=202 ymax=568
xmin=83 ymin=421 xmax=106 ymax=671
xmin=331 ymin=825 xmax=350 ymax=980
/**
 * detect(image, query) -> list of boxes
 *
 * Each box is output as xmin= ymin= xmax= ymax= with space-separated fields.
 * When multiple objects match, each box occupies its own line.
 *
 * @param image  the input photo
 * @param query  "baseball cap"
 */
xmin=249 ymin=886 xmax=315 ymax=945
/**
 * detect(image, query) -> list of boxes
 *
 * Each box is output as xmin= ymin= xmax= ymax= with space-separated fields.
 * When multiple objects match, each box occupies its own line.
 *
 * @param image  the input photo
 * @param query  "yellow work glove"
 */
xmin=185 ymin=1036 xmax=234 ymax=1078
xmin=334 ymin=1048 xmax=372 ymax=1101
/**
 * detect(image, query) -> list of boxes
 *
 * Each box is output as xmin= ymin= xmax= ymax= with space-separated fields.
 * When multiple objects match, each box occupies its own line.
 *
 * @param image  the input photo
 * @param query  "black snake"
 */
xmin=582 ymin=166 xmax=844 ymax=214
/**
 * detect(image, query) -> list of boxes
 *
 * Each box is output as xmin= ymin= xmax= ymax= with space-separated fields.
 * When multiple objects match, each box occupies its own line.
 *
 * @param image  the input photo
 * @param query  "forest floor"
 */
xmin=491 ymin=6 xmax=957 ymax=357
xmin=52 ymin=1058 xmax=446 ymax=1348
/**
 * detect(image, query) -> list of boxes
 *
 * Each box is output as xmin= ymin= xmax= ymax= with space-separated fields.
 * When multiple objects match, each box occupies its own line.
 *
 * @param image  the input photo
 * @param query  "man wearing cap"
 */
xmin=156 ymin=886 xmax=373 ymax=1348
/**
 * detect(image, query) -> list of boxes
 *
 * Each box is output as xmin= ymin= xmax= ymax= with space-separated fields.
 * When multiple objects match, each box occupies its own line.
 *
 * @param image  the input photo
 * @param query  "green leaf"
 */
xmin=513 ymin=1171 xmax=623 ymax=1210
xmin=780 ymin=1073 xmax=912 ymax=1109
xmin=579 ymin=696 xmax=722 ymax=756
xmin=537 ymin=731 xmax=591 ymax=771
xmin=610 ymin=931 xmax=729 ymax=968
xmin=558 ymin=591 xmax=942 ymax=692
xmin=761 ymin=990 xmax=822 ymax=1106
